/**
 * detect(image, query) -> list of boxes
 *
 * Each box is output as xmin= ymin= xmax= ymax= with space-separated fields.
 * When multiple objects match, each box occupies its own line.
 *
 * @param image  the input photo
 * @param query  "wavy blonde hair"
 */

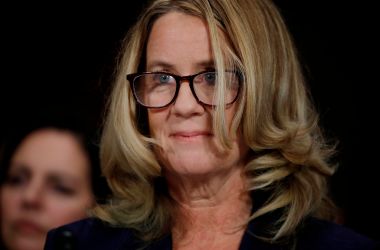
xmin=93 ymin=0 xmax=337 ymax=243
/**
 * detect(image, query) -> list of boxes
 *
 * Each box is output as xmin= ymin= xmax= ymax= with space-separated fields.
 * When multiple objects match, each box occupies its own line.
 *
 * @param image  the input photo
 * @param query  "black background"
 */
xmin=0 ymin=1 xmax=378 ymax=240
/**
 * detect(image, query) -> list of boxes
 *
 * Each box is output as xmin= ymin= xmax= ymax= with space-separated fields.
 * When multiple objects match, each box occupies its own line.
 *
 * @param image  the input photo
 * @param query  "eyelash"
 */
xmin=5 ymin=174 xmax=26 ymax=186
xmin=52 ymin=184 xmax=75 ymax=196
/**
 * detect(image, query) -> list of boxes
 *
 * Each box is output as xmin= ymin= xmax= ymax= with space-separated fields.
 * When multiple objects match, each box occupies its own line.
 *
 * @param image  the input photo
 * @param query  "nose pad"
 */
xmin=172 ymin=80 xmax=201 ymax=111
xmin=172 ymin=87 xmax=203 ymax=116
xmin=176 ymin=80 xmax=194 ymax=101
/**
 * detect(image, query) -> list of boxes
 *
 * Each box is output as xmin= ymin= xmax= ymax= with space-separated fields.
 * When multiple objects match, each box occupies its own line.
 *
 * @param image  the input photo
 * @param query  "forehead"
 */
xmin=9 ymin=129 xmax=90 ymax=178
xmin=146 ymin=11 xmax=213 ymax=72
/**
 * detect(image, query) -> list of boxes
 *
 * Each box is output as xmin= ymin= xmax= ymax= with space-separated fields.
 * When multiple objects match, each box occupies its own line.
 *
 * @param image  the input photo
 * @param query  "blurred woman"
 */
xmin=0 ymin=124 xmax=107 ymax=250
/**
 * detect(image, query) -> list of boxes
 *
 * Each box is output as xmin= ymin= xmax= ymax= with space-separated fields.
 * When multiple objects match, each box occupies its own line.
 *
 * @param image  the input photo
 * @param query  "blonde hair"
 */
xmin=93 ymin=0 xmax=337 ymax=243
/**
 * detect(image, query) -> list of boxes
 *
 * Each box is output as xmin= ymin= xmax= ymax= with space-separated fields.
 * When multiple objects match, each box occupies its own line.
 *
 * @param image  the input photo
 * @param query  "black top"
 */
xmin=44 ymin=216 xmax=378 ymax=250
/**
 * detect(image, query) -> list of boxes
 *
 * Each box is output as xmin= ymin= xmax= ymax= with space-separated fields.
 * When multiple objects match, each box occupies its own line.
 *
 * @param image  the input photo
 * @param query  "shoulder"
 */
xmin=44 ymin=217 xmax=137 ymax=250
xmin=297 ymin=217 xmax=379 ymax=250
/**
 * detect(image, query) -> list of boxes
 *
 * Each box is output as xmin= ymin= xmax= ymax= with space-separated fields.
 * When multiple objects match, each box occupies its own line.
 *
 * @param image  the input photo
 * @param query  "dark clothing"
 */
xmin=44 ymin=216 xmax=378 ymax=250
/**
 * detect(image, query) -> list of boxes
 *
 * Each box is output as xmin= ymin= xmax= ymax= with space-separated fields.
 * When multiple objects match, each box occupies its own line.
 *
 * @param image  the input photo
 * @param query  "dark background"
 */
xmin=0 ymin=1 xmax=378 ymax=240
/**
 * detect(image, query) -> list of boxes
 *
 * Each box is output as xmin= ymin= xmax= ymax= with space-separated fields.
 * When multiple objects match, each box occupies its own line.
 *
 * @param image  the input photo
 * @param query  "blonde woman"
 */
xmin=45 ymin=0 xmax=377 ymax=249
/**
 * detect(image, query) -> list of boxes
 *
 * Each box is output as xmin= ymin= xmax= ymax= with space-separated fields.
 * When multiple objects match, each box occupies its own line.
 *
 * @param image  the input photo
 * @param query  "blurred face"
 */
xmin=146 ymin=12 xmax=249 ymax=180
xmin=0 ymin=129 xmax=94 ymax=250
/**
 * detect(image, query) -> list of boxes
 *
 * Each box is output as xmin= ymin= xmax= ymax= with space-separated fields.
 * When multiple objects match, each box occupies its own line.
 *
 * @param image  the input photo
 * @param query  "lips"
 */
xmin=13 ymin=219 xmax=45 ymax=235
xmin=170 ymin=131 xmax=212 ymax=140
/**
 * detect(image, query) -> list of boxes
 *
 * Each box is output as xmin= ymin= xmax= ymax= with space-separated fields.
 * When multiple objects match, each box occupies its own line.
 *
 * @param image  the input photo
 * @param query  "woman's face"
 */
xmin=146 ymin=12 xmax=249 ymax=179
xmin=0 ymin=129 xmax=94 ymax=250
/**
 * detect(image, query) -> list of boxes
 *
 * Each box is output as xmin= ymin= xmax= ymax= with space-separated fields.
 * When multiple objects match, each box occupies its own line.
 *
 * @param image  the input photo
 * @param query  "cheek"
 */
xmin=1 ymin=189 xmax=20 ymax=238
xmin=225 ymin=105 xmax=237 ymax=129
xmin=44 ymin=197 xmax=91 ymax=228
xmin=1 ymin=188 xmax=20 ymax=217
xmin=148 ymin=111 xmax=167 ymax=137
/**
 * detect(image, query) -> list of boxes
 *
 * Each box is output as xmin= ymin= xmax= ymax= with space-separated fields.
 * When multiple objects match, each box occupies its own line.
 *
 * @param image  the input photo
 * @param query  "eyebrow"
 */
xmin=8 ymin=164 xmax=31 ymax=176
xmin=3 ymin=166 xmax=30 ymax=186
xmin=146 ymin=60 xmax=215 ymax=72
xmin=146 ymin=61 xmax=174 ymax=71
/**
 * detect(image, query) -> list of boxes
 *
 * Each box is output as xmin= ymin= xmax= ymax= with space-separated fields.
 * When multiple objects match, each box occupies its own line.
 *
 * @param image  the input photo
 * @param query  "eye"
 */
xmin=4 ymin=168 xmax=29 ymax=187
xmin=154 ymin=74 xmax=172 ymax=84
xmin=52 ymin=184 xmax=75 ymax=196
xmin=203 ymin=72 xmax=216 ymax=85
xmin=5 ymin=174 xmax=26 ymax=187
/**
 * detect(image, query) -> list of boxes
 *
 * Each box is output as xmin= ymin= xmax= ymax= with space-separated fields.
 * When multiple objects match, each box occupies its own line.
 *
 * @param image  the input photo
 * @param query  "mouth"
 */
xmin=170 ymin=131 xmax=212 ymax=141
xmin=13 ymin=219 xmax=45 ymax=235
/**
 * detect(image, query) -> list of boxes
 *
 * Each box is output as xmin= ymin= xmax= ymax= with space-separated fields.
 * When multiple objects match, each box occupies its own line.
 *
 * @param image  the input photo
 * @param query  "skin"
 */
xmin=0 ymin=129 xmax=94 ymax=250
xmin=146 ymin=12 xmax=251 ymax=249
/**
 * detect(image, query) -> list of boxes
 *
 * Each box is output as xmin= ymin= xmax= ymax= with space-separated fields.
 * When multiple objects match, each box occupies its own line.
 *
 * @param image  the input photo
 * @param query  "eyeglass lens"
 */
xmin=132 ymin=71 xmax=239 ymax=108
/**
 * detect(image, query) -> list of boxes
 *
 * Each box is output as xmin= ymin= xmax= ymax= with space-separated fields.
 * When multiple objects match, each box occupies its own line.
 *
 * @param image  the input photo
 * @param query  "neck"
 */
xmin=166 ymin=167 xmax=252 ymax=249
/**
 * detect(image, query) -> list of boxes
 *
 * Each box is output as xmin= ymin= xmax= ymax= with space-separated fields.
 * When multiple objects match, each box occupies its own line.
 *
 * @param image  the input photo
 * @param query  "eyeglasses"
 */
xmin=126 ymin=71 xmax=240 ymax=108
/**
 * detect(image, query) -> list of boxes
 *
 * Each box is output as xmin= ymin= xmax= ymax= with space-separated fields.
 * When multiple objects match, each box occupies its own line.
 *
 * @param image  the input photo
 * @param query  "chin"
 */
xmin=157 ymin=144 xmax=241 ymax=178
xmin=164 ymin=156 xmax=221 ymax=177
xmin=8 ymin=239 xmax=44 ymax=250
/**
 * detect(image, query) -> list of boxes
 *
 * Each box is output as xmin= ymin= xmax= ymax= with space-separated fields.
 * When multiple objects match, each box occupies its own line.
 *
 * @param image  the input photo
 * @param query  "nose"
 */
xmin=21 ymin=180 xmax=43 ymax=210
xmin=172 ymin=81 xmax=204 ymax=116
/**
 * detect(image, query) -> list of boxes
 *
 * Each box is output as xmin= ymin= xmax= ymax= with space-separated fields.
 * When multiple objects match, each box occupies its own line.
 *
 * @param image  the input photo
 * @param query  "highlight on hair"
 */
xmin=93 ymin=0 xmax=337 ymax=243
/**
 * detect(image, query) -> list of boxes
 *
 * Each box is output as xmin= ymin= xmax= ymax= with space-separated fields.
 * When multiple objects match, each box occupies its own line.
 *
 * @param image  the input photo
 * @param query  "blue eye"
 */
xmin=204 ymin=72 xmax=216 ymax=84
xmin=156 ymin=74 xmax=171 ymax=84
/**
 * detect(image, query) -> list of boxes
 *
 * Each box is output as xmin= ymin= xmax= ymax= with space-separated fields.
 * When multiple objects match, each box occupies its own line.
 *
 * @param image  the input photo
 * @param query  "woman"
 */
xmin=45 ymin=0 xmax=377 ymax=249
xmin=0 ymin=124 xmax=108 ymax=250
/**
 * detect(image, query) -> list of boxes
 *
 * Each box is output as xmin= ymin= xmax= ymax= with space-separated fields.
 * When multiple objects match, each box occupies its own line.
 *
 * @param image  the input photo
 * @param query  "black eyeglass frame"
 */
xmin=126 ymin=70 xmax=241 ymax=109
